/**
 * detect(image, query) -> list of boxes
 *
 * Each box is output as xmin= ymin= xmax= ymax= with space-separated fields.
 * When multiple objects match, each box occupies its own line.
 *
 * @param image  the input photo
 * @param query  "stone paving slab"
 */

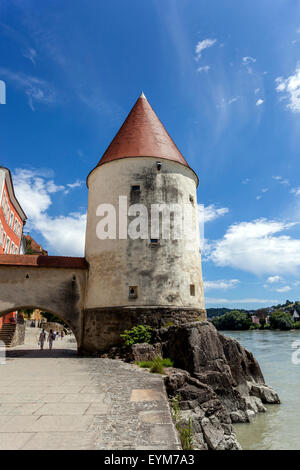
xmin=0 ymin=340 xmax=180 ymax=450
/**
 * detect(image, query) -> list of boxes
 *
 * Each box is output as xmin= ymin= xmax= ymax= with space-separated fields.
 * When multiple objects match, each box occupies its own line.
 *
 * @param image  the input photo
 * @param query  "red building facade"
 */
xmin=0 ymin=167 xmax=26 ymax=329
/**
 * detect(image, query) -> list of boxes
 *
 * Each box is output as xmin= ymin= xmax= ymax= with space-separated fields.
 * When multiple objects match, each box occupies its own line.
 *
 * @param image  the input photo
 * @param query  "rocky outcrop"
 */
xmin=165 ymin=368 xmax=241 ymax=450
xmin=131 ymin=342 xmax=162 ymax=362
xmin=157 ymin=321 xmax=280 ymax=450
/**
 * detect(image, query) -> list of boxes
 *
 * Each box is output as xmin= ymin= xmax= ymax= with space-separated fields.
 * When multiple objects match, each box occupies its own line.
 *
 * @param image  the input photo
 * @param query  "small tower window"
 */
xmin=189 ymin=195 xmax=194 ymax=205
xmin=190 ymin=284 xmax=195 ymax=296
xmin=156 ymin=162 xmax=162 ymax=171
xmin=129 ymin=286 xmax=138 ymax=299
xmin=131 ymin=185 xmax=140 ymax=192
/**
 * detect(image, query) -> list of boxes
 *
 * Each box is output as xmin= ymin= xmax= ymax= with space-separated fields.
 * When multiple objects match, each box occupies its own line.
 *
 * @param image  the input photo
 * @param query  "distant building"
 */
xmin=23 ymin=234 xmax=48 ymax=255
xmin=0 ymin=167 xmax=27 ymax=329
xmin=292 ymin=309 xmax=300 ymax=322
xmin=251 ymin=309 xmax=270 ymax=325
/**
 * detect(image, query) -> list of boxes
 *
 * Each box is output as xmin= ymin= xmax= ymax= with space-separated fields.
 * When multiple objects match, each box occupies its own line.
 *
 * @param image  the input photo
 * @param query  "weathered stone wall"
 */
xmin=85 ymin=157 xmax=205 ymax=311
xmin=81 ymin=307 xmax=206 ymax=353
xmin=10 ymin=323 xmax=25 ymax=347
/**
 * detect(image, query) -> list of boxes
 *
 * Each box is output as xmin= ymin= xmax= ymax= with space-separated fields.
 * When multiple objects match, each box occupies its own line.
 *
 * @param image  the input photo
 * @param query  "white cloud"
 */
xmin=0 ymin=68 xmax=56 ymax=110
xmin=291 ymin=187 xmax=300 ymax=196
xmin=242 ymin=178 xmax=250 ymax=184
xmin=254 ymin=88 xmax=260 ymax=94
xmin=67 ymin=180 xmax=84 ymax=189
xmin=23 ymin=48 xmax=37 ymax=64
xmin=242 ymin=56 xmax=256 ymax=64
xmin=256 ymin=188 xmax=268 ymax=200
xmin=200 ymin=204 xmax=229 ymax=223
xmin=228 ymin=97 xmax=238 ymax=104
xmin=197 ymin=65 xmax=210 ymax=73
xmin=206 ymin=298 xmax=279 ymax=304
xmin=204 ymin=279 xmax=239 ymax=290
xmin=274 ymin=286 xmax=291 ymax=293
xmin=13 ymin=169 xmax=86 ymax=256
xmin=275 ymin=67 xmax=300 ymax=112
xmin=208 ymin=218 xmax=300 ymax=276
xmin=272 ymin=176 xmax=289 ymax=185
xmin=267 ymin=275 xmax=282 ymax=283
xmin=256 ymin=99 xmax=264 ymax=106
xmin=195 ymin=39 xmax=217 ymax=60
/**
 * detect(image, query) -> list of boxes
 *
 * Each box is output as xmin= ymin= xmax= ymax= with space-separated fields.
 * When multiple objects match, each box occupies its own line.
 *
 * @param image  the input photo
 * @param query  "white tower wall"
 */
xmin=84 ymin=157 xmax=205 ymax=312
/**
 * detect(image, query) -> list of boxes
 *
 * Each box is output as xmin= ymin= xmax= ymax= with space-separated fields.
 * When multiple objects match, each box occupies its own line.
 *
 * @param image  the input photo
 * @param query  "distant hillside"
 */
xmin=206 ymin=300 xmax=300 ymax=319
xmin=206 ymin=307 xmax=251 ymax=318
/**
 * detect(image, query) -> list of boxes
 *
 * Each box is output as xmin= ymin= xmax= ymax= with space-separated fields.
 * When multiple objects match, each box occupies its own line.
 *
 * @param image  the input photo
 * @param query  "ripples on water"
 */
xmin=225 ymin=330 xmax=300 ymax=450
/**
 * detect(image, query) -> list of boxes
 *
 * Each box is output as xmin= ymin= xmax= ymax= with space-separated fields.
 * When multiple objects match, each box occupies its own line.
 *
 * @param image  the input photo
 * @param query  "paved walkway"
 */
xmin=0 ymin=338 xmax=180 ymax=450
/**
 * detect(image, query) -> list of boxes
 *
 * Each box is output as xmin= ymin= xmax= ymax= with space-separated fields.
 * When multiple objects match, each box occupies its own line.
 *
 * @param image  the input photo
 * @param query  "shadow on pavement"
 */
xmin=6 ymin=347 xmax=79 ymax=358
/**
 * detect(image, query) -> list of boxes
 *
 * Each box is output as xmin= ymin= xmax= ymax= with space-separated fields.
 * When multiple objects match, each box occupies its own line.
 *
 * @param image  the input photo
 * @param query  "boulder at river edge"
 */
xmin=155 ymin=321 xmax=280 ymax=450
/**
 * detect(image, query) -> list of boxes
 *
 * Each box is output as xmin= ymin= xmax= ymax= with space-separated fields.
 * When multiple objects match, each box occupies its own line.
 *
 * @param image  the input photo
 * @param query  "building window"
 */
xmin=190 ymin=284 xmax=195 ymax=296
xmin=131 ymin=185 xmax=140 ymax=192
xmin=5 ymin=206 xmax=9 ymax=223
xmin=5 ymin=237 xmax=10 ymax=254
xmin=15 ymin=246 xmax=18 ymax=254
xmin=150 ymin=238 xmax=160 ymax=245
xmin=189 ymin=195 xmax=194 ymax=205
xmin=9 ymin=212 xmax=14 ymax=228
xmin=156 ymin=161 xmax=162 ymax=171
xmin=14 ymin=219 xmax=18 ymax=233
xmin=17 ymin=223 xmax=21 ymax=237
xmin=10 ymin=242 xmax=14 ymax=254
xmin=128 ymin=286 xmax=138 ymax=299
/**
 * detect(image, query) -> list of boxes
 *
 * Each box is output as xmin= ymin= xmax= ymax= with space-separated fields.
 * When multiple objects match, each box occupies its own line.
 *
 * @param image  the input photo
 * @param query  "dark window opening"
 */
xmin=189 ymin=195 xmax=194 ymax=205
xmin=156 ymin=162 xmax=162 ymax=171
xmin=129 ymin=286 xmax=138 ymax=299
xmin=131 ymin=185 xmax=140 ymax=192
xmin=150 ymin=239 xmax=160 ymax=245
xmin=190 ymin=284 xmax=195 ymax=296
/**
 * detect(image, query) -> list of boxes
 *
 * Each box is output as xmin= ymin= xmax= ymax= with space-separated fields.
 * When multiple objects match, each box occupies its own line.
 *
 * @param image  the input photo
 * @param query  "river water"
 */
xmin=225 ymin=330 xmax=300 ymax=450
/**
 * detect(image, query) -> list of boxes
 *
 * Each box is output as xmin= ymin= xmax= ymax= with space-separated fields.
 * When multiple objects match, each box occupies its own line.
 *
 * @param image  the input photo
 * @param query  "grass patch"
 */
xmin=135 ymin=356 xmax=173 ymax=374
xmin=171 ymin=395 xmax=194 ymax=450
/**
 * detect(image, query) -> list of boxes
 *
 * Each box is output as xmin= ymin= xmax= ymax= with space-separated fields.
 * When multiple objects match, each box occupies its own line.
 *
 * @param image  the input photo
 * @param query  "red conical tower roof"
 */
xmin=92 ymin=93 xmax=189 ymax=170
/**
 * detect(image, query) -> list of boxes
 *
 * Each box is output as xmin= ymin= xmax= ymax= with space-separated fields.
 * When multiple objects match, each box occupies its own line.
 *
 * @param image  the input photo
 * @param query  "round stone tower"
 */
xmin=83 ymin=93 xmax=206 ymax=352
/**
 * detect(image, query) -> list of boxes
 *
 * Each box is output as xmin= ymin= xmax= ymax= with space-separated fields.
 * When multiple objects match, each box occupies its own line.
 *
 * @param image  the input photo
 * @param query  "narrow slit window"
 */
xmin=189 ymin=195 xmax=194 ymax=205
xmin=190 ymin=284 xmax=195 ymax=296
xmin=129 ymin=286 xmax=138 ymax=299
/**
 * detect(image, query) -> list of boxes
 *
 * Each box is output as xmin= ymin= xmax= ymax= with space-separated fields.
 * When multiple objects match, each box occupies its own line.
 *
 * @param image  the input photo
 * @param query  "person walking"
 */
xmin=48 ymin=329 xmax=55 ymax=350
xmin=38 ymin=329 xmax=46 ymax=350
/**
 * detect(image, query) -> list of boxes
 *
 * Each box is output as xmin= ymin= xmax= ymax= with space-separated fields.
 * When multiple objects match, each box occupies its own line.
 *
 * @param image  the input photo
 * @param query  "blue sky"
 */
xmin=1 ymin=0 xmax=300 ymax=309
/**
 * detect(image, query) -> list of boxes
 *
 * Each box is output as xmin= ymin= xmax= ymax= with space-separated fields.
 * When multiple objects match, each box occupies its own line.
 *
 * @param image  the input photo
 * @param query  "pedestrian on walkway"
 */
xmin=38 ymin=329 xmax=46 ymax=350
xmin=48 ymin=329 xmax=55 ymax=350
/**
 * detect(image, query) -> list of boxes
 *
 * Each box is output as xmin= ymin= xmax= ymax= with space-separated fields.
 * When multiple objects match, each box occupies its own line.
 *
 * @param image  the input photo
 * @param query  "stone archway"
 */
xmin=0 ymin=255 xmax=88 ymax=352
xmin=0 ymin=306 xmax=80 ymax=348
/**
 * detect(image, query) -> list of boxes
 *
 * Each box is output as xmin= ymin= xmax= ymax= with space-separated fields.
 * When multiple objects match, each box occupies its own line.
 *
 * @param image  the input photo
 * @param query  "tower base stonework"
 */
xmin=80 ymin=307 xmax=207 ymax=354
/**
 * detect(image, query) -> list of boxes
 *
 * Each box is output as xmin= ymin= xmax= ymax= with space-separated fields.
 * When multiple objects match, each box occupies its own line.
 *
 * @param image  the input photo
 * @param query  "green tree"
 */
xmin=212 ymin=310 xmax=251 ymax=330
xmin=259 ymin=317 xmax=266 ymax=328
xmin=269 ymin=310 xmax=293 ymax=330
